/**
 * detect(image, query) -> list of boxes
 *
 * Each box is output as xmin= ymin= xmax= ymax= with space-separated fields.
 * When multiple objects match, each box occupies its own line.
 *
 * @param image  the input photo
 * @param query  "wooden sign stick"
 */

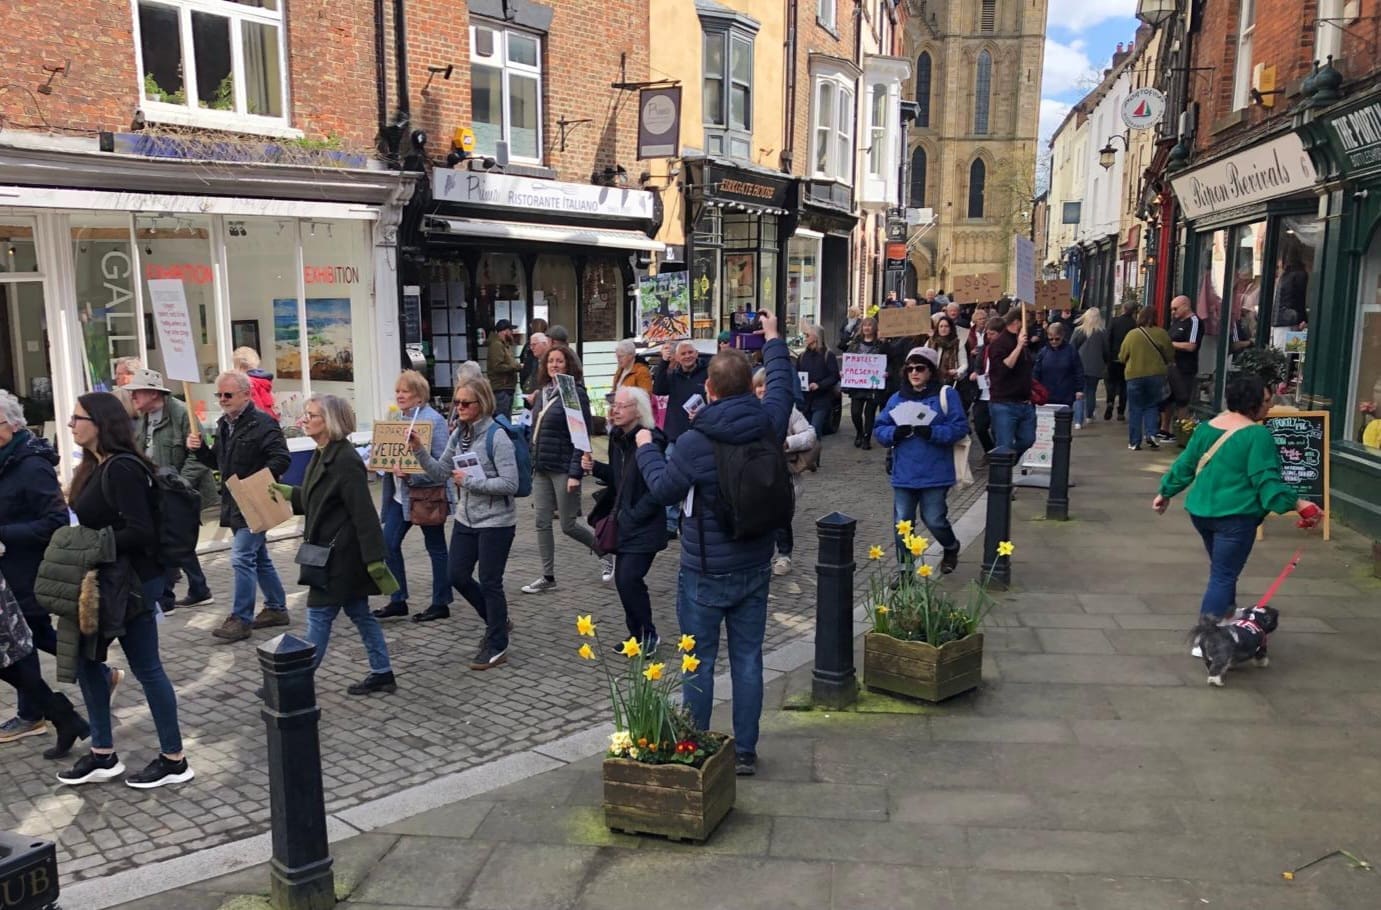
xmin=183 ymin=380 xmax=202 ymax=442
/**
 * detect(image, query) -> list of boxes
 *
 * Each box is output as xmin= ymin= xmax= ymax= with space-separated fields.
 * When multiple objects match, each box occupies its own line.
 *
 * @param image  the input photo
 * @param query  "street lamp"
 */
xmin=1099 ymin=135 xmax=1129 ymax=170
xmin=1135 ymin=0 xmax=1178 ymax=26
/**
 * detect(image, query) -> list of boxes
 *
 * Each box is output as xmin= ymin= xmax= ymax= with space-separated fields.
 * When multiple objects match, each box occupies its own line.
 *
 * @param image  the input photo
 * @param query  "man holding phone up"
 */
xmin=651 ymin=339 xmax=707 ymax=537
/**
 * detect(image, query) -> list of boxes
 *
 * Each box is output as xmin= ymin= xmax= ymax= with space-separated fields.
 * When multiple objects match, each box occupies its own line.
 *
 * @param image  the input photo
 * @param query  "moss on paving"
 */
xmin=781 ymin=682 xmax=933 ymax=715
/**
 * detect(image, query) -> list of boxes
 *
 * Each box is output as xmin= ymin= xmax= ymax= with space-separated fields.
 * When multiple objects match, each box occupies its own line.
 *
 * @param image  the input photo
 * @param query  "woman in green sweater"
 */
xmin=1153 ymin=373 xmax=1321 ymax=620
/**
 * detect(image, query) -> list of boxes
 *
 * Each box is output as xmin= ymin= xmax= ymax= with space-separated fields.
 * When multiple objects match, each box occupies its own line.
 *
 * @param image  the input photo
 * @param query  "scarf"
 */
xmin=929 ymin=333 xmax=960 ymax=375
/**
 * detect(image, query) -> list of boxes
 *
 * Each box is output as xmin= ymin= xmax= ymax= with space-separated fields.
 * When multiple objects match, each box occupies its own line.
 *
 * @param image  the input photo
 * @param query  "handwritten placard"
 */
xmin=368 ymin=421 xmax=433 ymax=474
xmin=840 ymin=353 xmax=888 ymax=390
xmin=1035 ymin=279 xmax=1073 ymax=310
xmin=877 ymin=304 xmax=931 ymax=338
xmin=145 ymin=279 xmax=200 ymax=382
xmin=951 ymin=273 xmax=1003 ymax=304
xmin=1264 ymin=408 xmax=1331 ymax=540
xmin=557 ymin=373 xmax=592 ymax=452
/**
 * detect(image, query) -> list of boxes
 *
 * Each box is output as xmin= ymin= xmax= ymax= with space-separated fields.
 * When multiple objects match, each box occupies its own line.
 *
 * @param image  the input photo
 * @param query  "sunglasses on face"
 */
xmin=455 ymin=399 xmax=479 ymax=407
xmin=216 ymin=392 xmax=238 ymax=400
xmin=904 ymin=364 xmax=930 ymax=374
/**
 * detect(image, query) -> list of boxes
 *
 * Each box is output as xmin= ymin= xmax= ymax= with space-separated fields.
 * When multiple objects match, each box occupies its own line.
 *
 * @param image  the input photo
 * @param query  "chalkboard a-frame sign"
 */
xmin=1263 ymin=408 xmax=1331 ymax=541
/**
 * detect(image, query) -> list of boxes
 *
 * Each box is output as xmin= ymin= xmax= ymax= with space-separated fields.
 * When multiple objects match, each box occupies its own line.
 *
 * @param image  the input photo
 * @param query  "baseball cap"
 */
xmin=493 ymin=319 xmax=515 ymax=332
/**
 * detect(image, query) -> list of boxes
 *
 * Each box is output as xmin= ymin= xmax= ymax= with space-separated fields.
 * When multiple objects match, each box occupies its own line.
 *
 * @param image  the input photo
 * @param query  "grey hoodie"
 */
xmin=415 ymin=416 xmax=519 ymax=528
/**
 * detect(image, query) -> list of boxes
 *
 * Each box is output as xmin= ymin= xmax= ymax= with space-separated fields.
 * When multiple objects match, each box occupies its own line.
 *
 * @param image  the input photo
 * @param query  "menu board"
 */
xmin=1263 ymin=408 xmax=1330 ymax=540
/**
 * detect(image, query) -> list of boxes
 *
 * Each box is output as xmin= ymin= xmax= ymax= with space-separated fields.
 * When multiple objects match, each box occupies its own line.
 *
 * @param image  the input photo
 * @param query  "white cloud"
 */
xmin=1045 ymin=0 xmax=1137 ymax=33
xmin=1039 ymin=99 xmax=1073 ymax=146
xmin=1042 ymin=38 xmax=1100 ymax=97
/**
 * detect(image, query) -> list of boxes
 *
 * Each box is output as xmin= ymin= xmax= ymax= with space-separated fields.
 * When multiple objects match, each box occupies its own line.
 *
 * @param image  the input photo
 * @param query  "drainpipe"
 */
xmin=782 ymin=0 xmax=798 ymax=172
xmin=380 ymin=0 xmax=412 ymax=166
xmin=374 ymin=0 xmax=388 ymax=133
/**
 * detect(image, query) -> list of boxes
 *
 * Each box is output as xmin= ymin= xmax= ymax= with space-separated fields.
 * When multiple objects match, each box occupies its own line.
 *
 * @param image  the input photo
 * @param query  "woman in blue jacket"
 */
xmin=874 ymin=347 xmax=970 ymax=575
xmin=1033 ymin=322 xmax=1085 ymax=414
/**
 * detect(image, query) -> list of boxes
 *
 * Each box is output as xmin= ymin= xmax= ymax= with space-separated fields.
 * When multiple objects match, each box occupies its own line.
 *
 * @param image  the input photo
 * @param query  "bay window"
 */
xmin=701 ymin=10 xmax=757 ymax=160
xmin=810 ymin=70 xmax=855 ymax=184
xmin=470 ymin=23 xmax=543 ymax=162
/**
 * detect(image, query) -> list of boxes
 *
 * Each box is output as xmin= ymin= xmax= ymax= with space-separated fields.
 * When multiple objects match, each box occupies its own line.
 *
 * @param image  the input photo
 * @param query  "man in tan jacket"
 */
xmin=487 ymin=319 xmax=520 ymax=417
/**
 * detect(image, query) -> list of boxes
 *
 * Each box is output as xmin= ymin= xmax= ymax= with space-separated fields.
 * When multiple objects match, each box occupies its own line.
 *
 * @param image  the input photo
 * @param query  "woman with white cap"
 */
xmin=873 ymin=347 xmax=970 ymax=576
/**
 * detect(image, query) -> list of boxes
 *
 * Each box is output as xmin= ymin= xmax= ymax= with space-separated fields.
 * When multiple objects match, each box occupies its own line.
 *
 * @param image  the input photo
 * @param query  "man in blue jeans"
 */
xmin=985 ymin=312 xmax=1036 ymax=461
xmin=635 ymin=311 xmax=793 ymax=777
xmin=189 ymin=371 xmax=292 ymax=642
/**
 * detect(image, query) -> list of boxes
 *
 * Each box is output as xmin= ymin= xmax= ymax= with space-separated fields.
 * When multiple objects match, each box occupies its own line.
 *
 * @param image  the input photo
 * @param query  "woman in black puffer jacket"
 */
xmin=582 ymin=386 xmax=668 ymax=649
xmin=521 ymin=346 xmax=602 ymax=595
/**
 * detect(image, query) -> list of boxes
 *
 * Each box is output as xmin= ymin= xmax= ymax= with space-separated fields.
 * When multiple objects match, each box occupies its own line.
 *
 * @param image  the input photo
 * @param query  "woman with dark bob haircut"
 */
xmin=1153 ymin=373 xmax=1322 ymax=630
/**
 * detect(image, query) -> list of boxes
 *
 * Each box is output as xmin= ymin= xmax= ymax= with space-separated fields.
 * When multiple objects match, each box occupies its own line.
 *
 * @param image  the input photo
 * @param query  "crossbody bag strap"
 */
xmin=1139 ymin=327 xmax=1171 ymax=365
xmin=1196 ymin=425 xmax=1244 ymax=474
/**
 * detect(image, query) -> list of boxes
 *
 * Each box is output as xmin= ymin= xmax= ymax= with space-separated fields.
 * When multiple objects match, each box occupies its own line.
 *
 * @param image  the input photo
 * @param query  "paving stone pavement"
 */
xmin=104 ymin=416 xmax=1381 ymax=910
xmin=1 ymin=422 xmax=981 ymax=883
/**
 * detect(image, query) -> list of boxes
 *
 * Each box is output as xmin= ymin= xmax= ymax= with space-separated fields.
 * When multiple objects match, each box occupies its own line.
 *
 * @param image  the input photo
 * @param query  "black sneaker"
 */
xmin=126 ymin=755 xmax=195 ymax=789
xmin=1145 ymin=436 xmax=1160 ymax=449
xmin=347 ymin=672 xmax=397 ymax=695
xmin=940 ymin=548 xmax=960 ymax=575
xmin=57 ymin=751 xmax=125 ymax=786
xmin=470 ymin=644 xmax=509 ymax=671
xmin=735 ymin=752 xmax=757 ymax=776
xmin=176 ymin=591 xmax=215 ymax=608
xmin=373 ymin=601 xmax=409 ymax=619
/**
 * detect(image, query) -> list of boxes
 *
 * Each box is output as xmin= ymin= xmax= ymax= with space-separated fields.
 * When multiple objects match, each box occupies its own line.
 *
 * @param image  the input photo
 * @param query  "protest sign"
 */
xmin=368 ymin=421 xmax=432 ymax=474
xmin=840 ymin=353 xmax=887 ymax=390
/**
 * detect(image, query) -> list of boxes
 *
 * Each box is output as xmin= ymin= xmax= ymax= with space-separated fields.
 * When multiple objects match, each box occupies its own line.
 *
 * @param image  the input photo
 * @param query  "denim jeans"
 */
xmin=305 ymin=596 xmax=392 ymax=675
xmin=1074 ymin=378 xmax=1100 ymax=424
xmin=77 ymin=576 xmax=183 ymax=754
xmin=381 ymin=495 xmax=453 ymax=608
xmin=230 ymin=527 xmax=287 ymax=623
xmin=893 ymin=486 xmax=959 ymax=562
xmin=676 ymin=565 xmax=771 ymax=757
xmin=450 ymin=523 xmax=515 ymax=653
xmin=613 ymin=551 xmax=657 ymax=641
xmin=1125 ymin=376 xmax=1164 ymax=448
xmin=532 ymin=471 xmax=598 ymax=578
xmin=806 ymin=402 xmax=831 ymax=446
xmin=989 ymin=401 xmax=1036 ymax=462
xmin=17 ymin=612 xmax=109 ymax=723
xmin=1190 ymin=513 xmax=1261 ymax=619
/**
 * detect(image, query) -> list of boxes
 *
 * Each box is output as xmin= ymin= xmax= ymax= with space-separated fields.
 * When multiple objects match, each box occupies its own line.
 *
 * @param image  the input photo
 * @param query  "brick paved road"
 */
xmin=1 ymin=423 xmax=985 ymax=882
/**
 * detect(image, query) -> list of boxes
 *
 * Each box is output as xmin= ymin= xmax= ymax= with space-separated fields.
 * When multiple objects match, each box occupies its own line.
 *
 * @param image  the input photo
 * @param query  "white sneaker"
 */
xmin=772 ymin=556 xmax=792 ymax=576
xmin=521 ymin=577 xmax=556 ymax=595
xmin=1073 ymin=423 xmax=1083 ymax=430
xmin=600 ymin=556 xmax=615 ymax=584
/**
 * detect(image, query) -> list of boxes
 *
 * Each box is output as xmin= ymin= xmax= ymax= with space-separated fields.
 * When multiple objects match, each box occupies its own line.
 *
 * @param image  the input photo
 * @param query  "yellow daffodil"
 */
xmin=914 ymin=536 xmax=930 ymax=551
xmin=908 ymin=538 xmax=925 ymax=557
xmin=643 ymin=662 xmax=665 ymax=681
xmin=868 ymin=545 xmax=884 ymax=560
xmin=875 ymin=605 xmax=889 ymax=615
xmin=577 ymin=643 xmax=595 ymax=660
xmin=681 ymin=653 xmax=701 ymax=673
xmin=618 ymin=637 xmax=641 ymax=658
xmin=997 ymin=540 xmax=1015 ymax=557
xmin=895 ymin=519 xmax=913 ymax=536
xmin=677 ymin=634 xmax=696 ymax=652
xmin=917 ymin=564 xmax=934 ymax=578
xmin=576 ymin=614 xmax=596 ymax=637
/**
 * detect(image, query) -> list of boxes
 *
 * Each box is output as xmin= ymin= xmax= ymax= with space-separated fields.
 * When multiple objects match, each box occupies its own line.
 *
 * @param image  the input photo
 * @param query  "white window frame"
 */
xmin=129 ymin=0 xmax=297 ymax=137
xmin=1231 ymin=0 xmax=1257 ymax=111
xmin=867 ymin=82 xmax=888 ymax=179
xmin=1315 ymin=0 xmax=1345 ymax=65
xmin=817 ymin=0 xmax=836 ymax=31
xmin=469 ymin=21 xmax=545 ymax=164
xmin=810 ymin=70 xmax=855 ymax=184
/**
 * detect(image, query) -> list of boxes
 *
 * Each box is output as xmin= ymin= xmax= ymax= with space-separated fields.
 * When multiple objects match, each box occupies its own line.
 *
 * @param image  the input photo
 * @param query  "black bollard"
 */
xmin=982 ymin=448 xmax=1014 ymax=590
xmin=1046 ymin=407 xmax=1073 ymax=521
xmin=813 ymin=512 xmax=859 ymax=709
xmin=259 ymin=634 xmax=335 ymax=910
xmin=0 ymin=830 xmax=58 ymax=910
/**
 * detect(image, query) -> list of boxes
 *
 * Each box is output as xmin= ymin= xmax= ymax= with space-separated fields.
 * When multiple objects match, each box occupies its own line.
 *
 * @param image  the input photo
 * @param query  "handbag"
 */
xmin=589 ymin=455 xmax=631 ymax=557
xmin=1030 ymin=379 xmax=1049 ymax=406
xmin=940 ymin=387 xmax=975 ymax=487
xmin=1195 ymin=424 xmax=1244 ymax=474
xmin=1139 ymin=327 xmax=1183 ymax=402
xmin=787 ymin=441 xmax=821 ymax=475
xmin=294 ymin=538 xmax=334 ymax=589
xmin=408 ymin=483 xmax=449 ymax=526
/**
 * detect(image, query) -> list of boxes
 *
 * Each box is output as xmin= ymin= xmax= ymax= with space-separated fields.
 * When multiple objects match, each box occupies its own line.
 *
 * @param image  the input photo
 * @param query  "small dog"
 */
xmin=1192 ymin=605 xmax=1279 ymax=687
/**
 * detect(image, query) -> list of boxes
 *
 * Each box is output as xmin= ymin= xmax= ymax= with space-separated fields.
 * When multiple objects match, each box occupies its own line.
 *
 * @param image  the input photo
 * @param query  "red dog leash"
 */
xmin=1254 ymin=547 xmax=1304 ymax=609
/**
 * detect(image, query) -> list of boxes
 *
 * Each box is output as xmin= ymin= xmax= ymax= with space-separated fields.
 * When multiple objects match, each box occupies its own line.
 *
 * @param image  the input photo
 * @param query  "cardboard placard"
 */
xmin=368 ymin=421 xmax=433 ymax=474
xmin=840 ymin=353 xmax=888 ymax=390
xmin=226 ymin=469 xmax=294 ymax=534
xmin=950 ymin=273 xmax=1003 ymax=304
xmin=557 ymin=373 xmax=592 ymax=452
xmin=145 ymin=279 xmax=200 ymax=383
xmin=1035 ymin=279 xmax=1073 ymax=311
xmin=877 ymin=304 xmax=931 ymax=338
xmin=1262 ymin=408 xmax=1331 ymax=541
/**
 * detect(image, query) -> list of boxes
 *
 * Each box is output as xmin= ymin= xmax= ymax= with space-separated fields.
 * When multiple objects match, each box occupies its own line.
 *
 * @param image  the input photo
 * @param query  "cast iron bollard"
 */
xmin=0 ymin=830 xmax=59 ymax=910
xmin=813 ymin=512 xmax=859 ymax=709
xmin=1046 ymin=407 xmax=1074 ymax=521
xmin=982 ymin=448 xmax=1015 ymax=590
xmin=259 ymin=634 xmax=335 ymax=910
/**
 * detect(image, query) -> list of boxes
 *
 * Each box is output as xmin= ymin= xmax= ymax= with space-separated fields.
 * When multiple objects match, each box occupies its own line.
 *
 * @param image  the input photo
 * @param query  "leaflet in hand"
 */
xmin=889 ymin=400 xmax=937 ymax=427
xmin=683 ymin=393 xmax=705 ymax=418
xmin=452 ymin=451 xmax=487 ymax=483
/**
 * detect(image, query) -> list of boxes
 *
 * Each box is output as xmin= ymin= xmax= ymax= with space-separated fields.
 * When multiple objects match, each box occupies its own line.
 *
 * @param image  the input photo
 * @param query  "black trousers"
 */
xmin=449 ymin=524 xmax=516 ymax=652
xmin=971 ymin=400 xmax=995 ymax=453
xmin=613 ymin=551 xmax=657 ymax=640
xmin=1 ymin=651 xmax=54 ymax=715
xmin=850 ymin=396 xmax=879 ymax=440
xmin=1105 ymin=363 xmax=1127 ymax=416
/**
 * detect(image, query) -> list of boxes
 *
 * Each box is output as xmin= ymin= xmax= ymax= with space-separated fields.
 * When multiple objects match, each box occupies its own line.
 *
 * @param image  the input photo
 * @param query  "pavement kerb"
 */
xmin=63 ymin=493 xmax=991 ymax=910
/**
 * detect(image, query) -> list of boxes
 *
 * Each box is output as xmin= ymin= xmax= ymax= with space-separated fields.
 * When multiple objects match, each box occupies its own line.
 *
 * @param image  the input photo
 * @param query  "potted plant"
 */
xmin=574 ymin=616 xmax=733 ymax=842
xmin=1174 ymin=416 xmax=1199 ymax=448
xmin=861 ymin=523 xmax=1008 ymax=702
xmin=1235 ymin=345 xmax=1290 ymax=390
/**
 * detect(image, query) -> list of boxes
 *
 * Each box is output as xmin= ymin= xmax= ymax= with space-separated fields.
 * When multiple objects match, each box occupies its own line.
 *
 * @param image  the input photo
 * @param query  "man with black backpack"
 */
xmin=634 ymin=310 xmax=794 ymax=778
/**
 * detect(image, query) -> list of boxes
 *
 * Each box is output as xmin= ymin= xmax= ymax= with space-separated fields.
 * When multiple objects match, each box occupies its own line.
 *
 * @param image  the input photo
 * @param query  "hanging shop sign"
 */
xmin=1169 ymin=133 xmax=1317 ymax=220
xmin=432 ymin=170 xmax=656 ymax=220
xmin=637 ymin=86 xmax=682 ymax=160
xmin=1121 ymin=88 xmax=1166 ymax=130
xmin=1323 ymin=98 xmax=1381 ymax=173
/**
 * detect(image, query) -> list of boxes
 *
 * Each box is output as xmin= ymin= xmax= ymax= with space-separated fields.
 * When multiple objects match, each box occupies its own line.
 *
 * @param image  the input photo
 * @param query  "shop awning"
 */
xmin=424 ymin=216 xmax=664 ymax=252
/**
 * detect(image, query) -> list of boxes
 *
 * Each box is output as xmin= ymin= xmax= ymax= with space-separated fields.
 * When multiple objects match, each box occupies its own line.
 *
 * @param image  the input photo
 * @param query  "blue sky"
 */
xmin=1040 ymin=0 xmax=1142 ymax=149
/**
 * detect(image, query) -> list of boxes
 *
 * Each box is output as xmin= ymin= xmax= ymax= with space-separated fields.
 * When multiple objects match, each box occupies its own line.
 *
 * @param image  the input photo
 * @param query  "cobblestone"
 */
xmin=1 ymin=429 xmax=985 ymax=882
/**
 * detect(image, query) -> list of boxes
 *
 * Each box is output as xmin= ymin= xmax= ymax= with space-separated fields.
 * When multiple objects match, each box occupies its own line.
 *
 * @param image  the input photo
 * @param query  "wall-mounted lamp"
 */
xmin=421 ymin=64 xmax=454 ymax=95
xmin=1099 ymin=135 xmax=1130 ymax=170
xmin=1134 ymin=0 xmax=1178 ymax=26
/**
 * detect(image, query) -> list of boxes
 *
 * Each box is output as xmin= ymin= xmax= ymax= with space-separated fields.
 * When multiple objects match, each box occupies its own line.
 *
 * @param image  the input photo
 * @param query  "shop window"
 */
xmin=300 ymin=220 xmax=368 ymax=399
xmin=1231 ymin=0 xmax=1257 ymax=111
xmin=910 ymin=147 xmax=928 ymax=207
xmin=534 ymin=255 xmax=575 ymax=345
xmin=817 ymin=0 xmax=836 ymax=30
xmin=974 ymin=51 xmax=992 ymax=135
xmin=811 ymin=69 xmax=855 ymax=184
xmin=426 ymin=266 xmax=469 ymax=392
xmin=135 ymin=0 xmax=286 ymax=129
xmin=0 ymin=222 xmax=39 ymax=275
xmin=788 ymin=233 xmax=821 ymax=333
xmin=1270 ymin=216 xmax=1321 ymax=401
xmin=0 ymin=219 xmax=51 ymax=424
xmin=1349 ymin=227 xmax=1381 ymax=449
xmin=914 ymin=52 xmax=931 ymax=128
xmin=70 ymin=215 xmax=140 ymax=392
xmin=1192 ymin=229 xmax=1229 ymax=407
xmin=581 ymin=257 xmax=623 ymax=343
xmin=470 ymin=22 xmax=543 ymax=162
xmin=225 ymin=217 xmax=304 ymax=421
xmin=967 ymin=159 xmax=986 ymax=219
xmin=1226 ymin=221 xmax=1267 ymax=371
xmin=477 ymin=254 xmax=527 ymax=378
xmin=701 ymin=13 xmax=756 ymax=160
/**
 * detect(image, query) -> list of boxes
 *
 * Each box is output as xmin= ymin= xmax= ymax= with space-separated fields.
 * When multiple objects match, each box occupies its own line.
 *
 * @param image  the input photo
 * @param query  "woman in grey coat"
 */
xmin=409 ymin=377 xmax=519 ymax=671
xmin=1073 ymin=308 xmax=1109 ymax=429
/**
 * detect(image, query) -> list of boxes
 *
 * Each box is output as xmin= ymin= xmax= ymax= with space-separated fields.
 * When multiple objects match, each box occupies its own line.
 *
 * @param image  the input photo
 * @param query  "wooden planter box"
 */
xmin=603 ymin=735 xmax=735 ymax=842
xmin=864 ymin=632 xmax=984 ymax=702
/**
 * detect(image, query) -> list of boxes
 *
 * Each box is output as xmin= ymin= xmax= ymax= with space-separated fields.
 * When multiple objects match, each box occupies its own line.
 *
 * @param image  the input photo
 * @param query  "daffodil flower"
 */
xmin=576 ymin=614 xmax=596 ymax=637
xmin=677 ymin=634 xmax=696 ymax=652
xmin=578 ymin=643 xmax=595 ymax=660
xmin=875 ymin=605 xmax=889 ymax=615
xmin=643 ymin=662 xmax=665 ymax=681
xmin=917 ymin=564 xmax=934 ymax=578
xmin=914 ymin=536 xmax=930 ymax=551
xmin=868 ymin=545 xmax=884 ymax=560
xmin=895 ymin=519 xmax=913 ymax=536
xmin=618 ymin=637 xmax=641 ymax=658
xmin=908 ymin=538 xmax=925 ymax=557
xmin=681 ymin=653 xmax=701 ymax=673
xmin=997 ymin=540 xmax=1015 ymax=557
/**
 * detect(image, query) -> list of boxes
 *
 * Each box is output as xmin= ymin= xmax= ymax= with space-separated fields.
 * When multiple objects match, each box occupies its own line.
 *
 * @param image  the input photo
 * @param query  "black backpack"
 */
xmin=103 ymin=454 xmax=204 ymax=567
xmin=711 ymin=435 xmax=794 ymax=541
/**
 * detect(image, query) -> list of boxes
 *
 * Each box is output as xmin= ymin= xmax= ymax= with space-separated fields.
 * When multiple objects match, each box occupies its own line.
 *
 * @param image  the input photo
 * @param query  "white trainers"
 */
xmin=772 ymin=556 xmax=792 ymax=576
xmin=521 ymin=577 xmax=556 ymax=595
xmin=600 ymin=556 xmax=615 ymax=584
